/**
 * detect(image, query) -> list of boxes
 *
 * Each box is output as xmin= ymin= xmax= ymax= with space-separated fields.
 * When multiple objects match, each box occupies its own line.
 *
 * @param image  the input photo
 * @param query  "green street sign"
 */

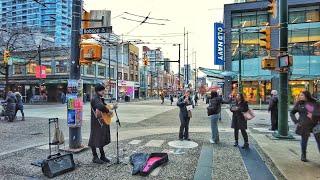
xmin=9 ymin=57 xmax=25 ymax=62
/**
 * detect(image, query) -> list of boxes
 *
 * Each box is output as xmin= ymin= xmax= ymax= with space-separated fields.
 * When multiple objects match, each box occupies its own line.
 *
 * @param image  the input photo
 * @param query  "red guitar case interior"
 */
xmin=140 ymin=153 xmax=168 ymax=176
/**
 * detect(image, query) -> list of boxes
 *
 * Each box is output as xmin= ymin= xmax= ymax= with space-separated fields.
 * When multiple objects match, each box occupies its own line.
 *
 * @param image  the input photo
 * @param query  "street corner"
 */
xmin=0 ymin=132 xmax=213 ymax=180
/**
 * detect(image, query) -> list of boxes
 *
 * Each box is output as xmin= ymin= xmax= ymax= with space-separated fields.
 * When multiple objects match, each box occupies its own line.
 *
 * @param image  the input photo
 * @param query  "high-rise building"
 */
xmin=0 ymin=0 xmax=72 ymax=46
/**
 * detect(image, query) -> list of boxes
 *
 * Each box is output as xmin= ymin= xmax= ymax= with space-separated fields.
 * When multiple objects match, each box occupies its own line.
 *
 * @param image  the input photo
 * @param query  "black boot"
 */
xmin=92 ymin=156 xmax=104 ymax=164
xmin=242 ymin=142 xmax=249 ymax=149
xmin=301 ymin=153 xmax=308 ymax=162
xmin=233 ymin=141 xmax=238 ymax=147
xmin=100 ymin=156 xmax=111 ymax=163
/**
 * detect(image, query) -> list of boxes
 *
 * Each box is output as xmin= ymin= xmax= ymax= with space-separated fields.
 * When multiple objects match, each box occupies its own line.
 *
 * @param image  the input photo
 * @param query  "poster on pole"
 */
xmin=67 ymin=79 xmax=83 ymax=127
xmin=214 ymin=23 xmax=225 ymax=66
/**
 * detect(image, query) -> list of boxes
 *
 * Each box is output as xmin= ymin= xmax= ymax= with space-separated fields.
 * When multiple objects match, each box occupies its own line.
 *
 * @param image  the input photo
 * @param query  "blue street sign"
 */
xmin=214 ymin=23 xmax=225 ymax=66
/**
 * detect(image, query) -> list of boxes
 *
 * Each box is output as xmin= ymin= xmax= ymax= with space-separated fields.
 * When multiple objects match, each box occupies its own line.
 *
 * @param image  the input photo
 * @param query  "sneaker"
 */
xmin=233 ymin=141 xmax=238 ymax=147
xmin=210 ymin=139 xmax=215 ymax=144
xmin=100 ymin=156 xmax=111 ymax=163
xmin=184 ymin=138 xmax=191 ymax=141
xmin=241 ymin=143 xmax=249 ymax=149
xmin=179 ymin=138 xmax=183 ymax=141
xmin=301 ymin=153 xmax=308 ymax=162
xmin=92 ymin=156 xmax=104 ymax=164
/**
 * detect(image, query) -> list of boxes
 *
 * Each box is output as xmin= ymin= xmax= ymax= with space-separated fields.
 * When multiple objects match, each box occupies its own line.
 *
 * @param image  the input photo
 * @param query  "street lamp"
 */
xmin=34 ymin=33 xmax=43 ymax=89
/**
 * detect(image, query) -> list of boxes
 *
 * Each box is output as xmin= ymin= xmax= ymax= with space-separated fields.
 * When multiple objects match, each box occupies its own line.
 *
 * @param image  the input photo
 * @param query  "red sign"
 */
xmin=35 ymin=65 xmax=47 ymax=78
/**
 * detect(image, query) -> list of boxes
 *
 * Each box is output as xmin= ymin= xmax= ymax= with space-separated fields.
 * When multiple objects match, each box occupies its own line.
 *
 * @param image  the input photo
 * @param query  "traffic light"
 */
xmin=261 ymin=56 xmax=276 ymax=70
xmin=3 ymin=50 xmax=10 ymax=64
xmin=267 ymin=0 xmax=277 ymax=18
xmin=80 ymin=42 xmax=102 ymax=65
xmin=143 ymin=57 xmax=149 ymax=66
xmin=259 ymin=27 xmax=271 ymax=51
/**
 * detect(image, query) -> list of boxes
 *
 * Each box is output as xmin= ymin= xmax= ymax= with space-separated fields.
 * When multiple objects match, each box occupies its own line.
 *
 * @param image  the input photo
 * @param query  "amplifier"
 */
xmin=42 ymin=153 xmax=75 ymax=178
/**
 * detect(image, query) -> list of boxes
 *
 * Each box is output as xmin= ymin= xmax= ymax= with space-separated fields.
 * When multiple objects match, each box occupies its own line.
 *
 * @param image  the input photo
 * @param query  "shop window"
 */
xmin=118 ymin=72 xmax=122 ymax=80
xmin=42 ymin=61 xmax=52 ymax=75
xmin=124 ymin=73 xmax=128 ymax=80
xmin=135 ymin=75 xmax=138 ymax=81
xmin=86 ymin=64 xmax=95 ymax=76
xmin=130 ymin=74 xmax=134 ymax=81
xmin=27 ymin=62 xmax=37 ymax=74
xmin=55 ymin=60 xmax=68 ymax=73
xmin=98 ymin=65 xmax=105 ymax=77
xmin=13 ymin=64 xmax=24 ymax=75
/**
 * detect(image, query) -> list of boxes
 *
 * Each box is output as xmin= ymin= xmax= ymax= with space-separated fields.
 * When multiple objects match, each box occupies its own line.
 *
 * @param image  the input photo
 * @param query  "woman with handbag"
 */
xmin=88 ymin=84 xmax=113 ymax=164
xmin=230 ymin=93 xmax=249 ymax=149
xmin=290 ymin=90 xmax=320 ymax=162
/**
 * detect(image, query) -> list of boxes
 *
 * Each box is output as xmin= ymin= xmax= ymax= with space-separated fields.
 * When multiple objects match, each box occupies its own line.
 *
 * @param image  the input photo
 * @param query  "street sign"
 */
xmin=82 ymin=26 xmax=112 ymax=34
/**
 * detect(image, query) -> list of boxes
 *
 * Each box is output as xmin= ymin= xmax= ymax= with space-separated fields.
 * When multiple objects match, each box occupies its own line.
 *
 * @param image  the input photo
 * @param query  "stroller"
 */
xmin=0 ymin=102 xmax=9 ymax=121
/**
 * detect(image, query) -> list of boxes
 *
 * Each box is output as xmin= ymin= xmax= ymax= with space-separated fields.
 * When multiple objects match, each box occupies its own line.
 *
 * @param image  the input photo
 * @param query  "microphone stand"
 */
xmin=108 ymin=103 xmax=127 ymax=166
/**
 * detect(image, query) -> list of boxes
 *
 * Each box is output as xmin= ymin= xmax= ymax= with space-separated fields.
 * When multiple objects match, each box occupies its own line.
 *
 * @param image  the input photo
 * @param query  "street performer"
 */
xmin=89 ymin=83 xmax=117 ymax=164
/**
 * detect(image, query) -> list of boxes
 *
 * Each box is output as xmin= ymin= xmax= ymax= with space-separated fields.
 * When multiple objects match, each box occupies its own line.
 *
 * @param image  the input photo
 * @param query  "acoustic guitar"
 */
xmin=95 ymin=104 xmax=116 ymax=125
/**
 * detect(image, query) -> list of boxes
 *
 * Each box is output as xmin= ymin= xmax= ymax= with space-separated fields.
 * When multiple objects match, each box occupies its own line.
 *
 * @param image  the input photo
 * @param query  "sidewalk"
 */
xmin=225 ymin=110 xmax=320 ymax=180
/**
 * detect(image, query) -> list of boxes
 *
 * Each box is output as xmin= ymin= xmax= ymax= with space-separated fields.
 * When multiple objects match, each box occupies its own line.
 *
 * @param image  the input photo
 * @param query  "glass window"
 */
xmin=55 ymin=60 xmax=68 ymax=73
xmin=124 ymin=73 xmax=128 ymax=80
xmin=107 ymin=67 xmax=115 ymax=79
xmin=257 ymin=13 xmax=268 ymax=26
xmin=27 ymin=61 xmax=37 ymax=74
xmin=42 ymin=61 xmax=52 ymax=75
xmin=98 ymin=65 xmax=105 ymax=77
xmin=118 ymin=72 xmax=122 ymax=80
xmin=86 ymin=64 xmax=95 ymax=76
xmin=289 ymin=9 xmax=305 ymax=24
xmin=13 ymin=64 xmax=24 ymax=75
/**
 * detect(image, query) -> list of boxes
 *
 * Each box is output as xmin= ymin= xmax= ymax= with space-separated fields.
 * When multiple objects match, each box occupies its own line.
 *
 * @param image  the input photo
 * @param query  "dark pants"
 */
xmin=179 ymin=116 xmax=190 ymax=139
xmin=15 ymin=108 xmax=24 ymax=119
xmin=234 ymin=128 xmax=248 ymax=143
xmin=271 ymin=110 xmax=278 ymax=130
xmin=91 ymin=147 xmax=106 ymax=158
xmin=301 ymin=134 xmax=320 ymax=154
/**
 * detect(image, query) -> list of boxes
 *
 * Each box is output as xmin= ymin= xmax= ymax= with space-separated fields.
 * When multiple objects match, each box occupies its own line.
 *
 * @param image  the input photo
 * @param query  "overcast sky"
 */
xmin=85 ymin=0 xmax=233 ymax=72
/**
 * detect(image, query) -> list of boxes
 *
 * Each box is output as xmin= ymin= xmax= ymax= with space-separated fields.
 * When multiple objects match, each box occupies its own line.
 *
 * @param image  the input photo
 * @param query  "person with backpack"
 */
xmin=15 ymin=92 xmax=25 ymax=121
xmin=230 ymin=93 xmax=249 ymax=149
xmin=207 ymin=91 xmax=222 ymax=144
xmin=290 ymin=90 xmax=320 ymax=162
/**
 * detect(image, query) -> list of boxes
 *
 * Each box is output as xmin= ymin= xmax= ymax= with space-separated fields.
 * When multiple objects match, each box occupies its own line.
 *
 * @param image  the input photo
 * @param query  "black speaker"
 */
xmin=41 ymin=153 xmax=75 ymax=178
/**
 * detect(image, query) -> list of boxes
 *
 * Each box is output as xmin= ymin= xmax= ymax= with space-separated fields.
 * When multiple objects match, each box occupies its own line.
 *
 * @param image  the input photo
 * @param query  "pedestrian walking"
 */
xmin=268 ymin=90 xmax=278 ymax=131
xmin=230 ymin=93 xmax=249 ymax=149
xmin=290 ymin=90 xmax=320 ymax=162
xmin=177 ymin=90 xmax=193 ymax=141
xmin=88 ymin=84 xmax=112 ymax=164
xmin=207 ymin=91 xmax=222 ymax=144
xmin=194 ymin=93 xmax=199 ymax=106
xmin=14 ymin=92 xmax=25 ymax=121
xmin=170 ymin=95 xmax=174 ymax=106
xmin=60 ymin=91 xmax=66 ymax=104
xmin=160 ymin=93 xmax=165 ymax=104
xmin=4 ymin=91 xmax=17 ymax=122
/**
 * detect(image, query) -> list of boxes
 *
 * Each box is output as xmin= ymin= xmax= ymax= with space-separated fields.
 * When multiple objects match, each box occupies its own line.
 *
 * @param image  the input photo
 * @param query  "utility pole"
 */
xmin=186 ymin=31 xmax=189 ymax=86
xmin=116 ymin=44 xmax=119 ymax=102
xmin=108 ymin=34 xmax=111 ymax=102
xmin=238 ymin=28 xmax=242 ymax=94
xmin=194 ymin=51 xmax=197 ymax=92
xmin=183 ymin=28 xmax=186 ymax=88
xmin=178 ymin=44 xmax=181 ymax=91
xmin=274 ymin=0 xmax=292 ymax=138
xmin=69 ymin=0 xmax=82 ymax=149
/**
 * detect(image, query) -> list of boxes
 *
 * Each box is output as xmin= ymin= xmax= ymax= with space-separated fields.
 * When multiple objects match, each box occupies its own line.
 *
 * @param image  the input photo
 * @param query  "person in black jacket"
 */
xmin=268 ymin=90 xmax=278 ymax=131
xmin=290 ymin=90 xmax=320 ymax=162
xmin=209 ymin=91 xmax=222 ymax=144
xmin=177 ymin=90 xmax=193 ymax=141
xmin=230 ymin=93 xmax=249 ymax=149
xmin=89 ymin=84 xmax=112 ymax=164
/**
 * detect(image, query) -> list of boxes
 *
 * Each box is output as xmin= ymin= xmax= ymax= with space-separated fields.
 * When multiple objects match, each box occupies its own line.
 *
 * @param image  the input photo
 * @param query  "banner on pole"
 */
xmin=214 ymin=23 xmax=225 ymax=66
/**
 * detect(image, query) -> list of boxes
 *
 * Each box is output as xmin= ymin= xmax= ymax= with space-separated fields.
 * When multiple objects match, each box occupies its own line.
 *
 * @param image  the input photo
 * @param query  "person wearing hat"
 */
xmin=88 ymin=84 xmax=112 ymax=164
xmin=268 ymin=90 xmax=278 ymax=131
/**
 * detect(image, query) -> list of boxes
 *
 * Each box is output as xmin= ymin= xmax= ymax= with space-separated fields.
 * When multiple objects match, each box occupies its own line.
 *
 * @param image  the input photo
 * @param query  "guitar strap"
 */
xmin=91 ymin=106 xmax=104 ymax=128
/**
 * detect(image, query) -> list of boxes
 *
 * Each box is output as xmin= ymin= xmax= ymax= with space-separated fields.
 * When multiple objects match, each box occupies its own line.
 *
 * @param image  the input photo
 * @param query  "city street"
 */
xmin=1 ymin=99 xmax=319 ymax=179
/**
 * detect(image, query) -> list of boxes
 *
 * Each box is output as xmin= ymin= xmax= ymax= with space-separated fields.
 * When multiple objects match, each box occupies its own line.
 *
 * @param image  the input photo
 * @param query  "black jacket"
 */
xmin=290 ymin=101 xmax=317 ymax=136
xmin=88 ymin=95 xmax=111 ymax=148
xmin=209 ymin=97 xmax=222 ymax=114
xmin=177 ymin=96 xmax=192 ymax=119
xmin=230 ymin=101 xmax=249 ymax=130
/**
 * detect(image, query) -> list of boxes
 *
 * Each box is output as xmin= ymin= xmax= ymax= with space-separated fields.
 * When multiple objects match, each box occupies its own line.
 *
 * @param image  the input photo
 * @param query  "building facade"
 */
xmin=224 ymin=0 xmax=320 ymax=103
xmin=1 ymin=0 xmax=72 ymax=46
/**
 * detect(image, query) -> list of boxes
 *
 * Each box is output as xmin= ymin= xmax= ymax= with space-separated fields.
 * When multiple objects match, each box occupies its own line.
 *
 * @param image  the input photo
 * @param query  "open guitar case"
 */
xmin=130 ymin=152 xmax=169 ymax=176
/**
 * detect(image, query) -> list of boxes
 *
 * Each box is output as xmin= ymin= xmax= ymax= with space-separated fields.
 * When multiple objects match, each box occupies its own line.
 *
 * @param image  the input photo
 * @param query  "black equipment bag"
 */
xmin=41 ymin=153 xmax=75 ymax=178
xmin=41 ymin=118 xmax=76 ymax=178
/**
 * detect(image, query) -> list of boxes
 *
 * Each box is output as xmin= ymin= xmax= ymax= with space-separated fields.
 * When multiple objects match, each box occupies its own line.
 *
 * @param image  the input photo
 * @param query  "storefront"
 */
xmin=119 ymin=80 xmax=139 ymax=100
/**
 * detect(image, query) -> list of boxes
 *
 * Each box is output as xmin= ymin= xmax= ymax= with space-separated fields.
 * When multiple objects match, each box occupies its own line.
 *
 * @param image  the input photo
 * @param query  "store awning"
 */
xmin=198 ymin=67 xmax=237 ymax=79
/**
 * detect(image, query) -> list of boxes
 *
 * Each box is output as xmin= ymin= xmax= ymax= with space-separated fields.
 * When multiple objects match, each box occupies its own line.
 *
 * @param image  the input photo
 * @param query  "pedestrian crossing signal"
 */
xmin=261 ymin=56 xmax=276 ymax=70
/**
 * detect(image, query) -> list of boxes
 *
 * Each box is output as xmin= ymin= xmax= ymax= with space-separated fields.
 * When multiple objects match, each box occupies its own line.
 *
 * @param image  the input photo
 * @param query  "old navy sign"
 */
xmin=214 ymin=23 xmax=225 ymax=66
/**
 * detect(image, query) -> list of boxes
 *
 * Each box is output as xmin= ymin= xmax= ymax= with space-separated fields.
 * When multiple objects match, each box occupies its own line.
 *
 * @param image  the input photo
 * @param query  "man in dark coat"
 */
xmin=230 ymin=93 xmax=249 ymax=149
xmin=177 ymin=90 xmax=193 ymax=141
xmin=14 ymin=92 xmax=25 ymax=121
xmin=268 ymin=90 xmax=278 ymax=131
xmin=89 ymin=84 xmax=112 ymax=164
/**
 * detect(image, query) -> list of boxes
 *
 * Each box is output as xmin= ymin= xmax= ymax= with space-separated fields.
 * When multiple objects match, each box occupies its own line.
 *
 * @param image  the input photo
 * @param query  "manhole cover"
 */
xmin=168 ymin=140 xmax=198 ymax=149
